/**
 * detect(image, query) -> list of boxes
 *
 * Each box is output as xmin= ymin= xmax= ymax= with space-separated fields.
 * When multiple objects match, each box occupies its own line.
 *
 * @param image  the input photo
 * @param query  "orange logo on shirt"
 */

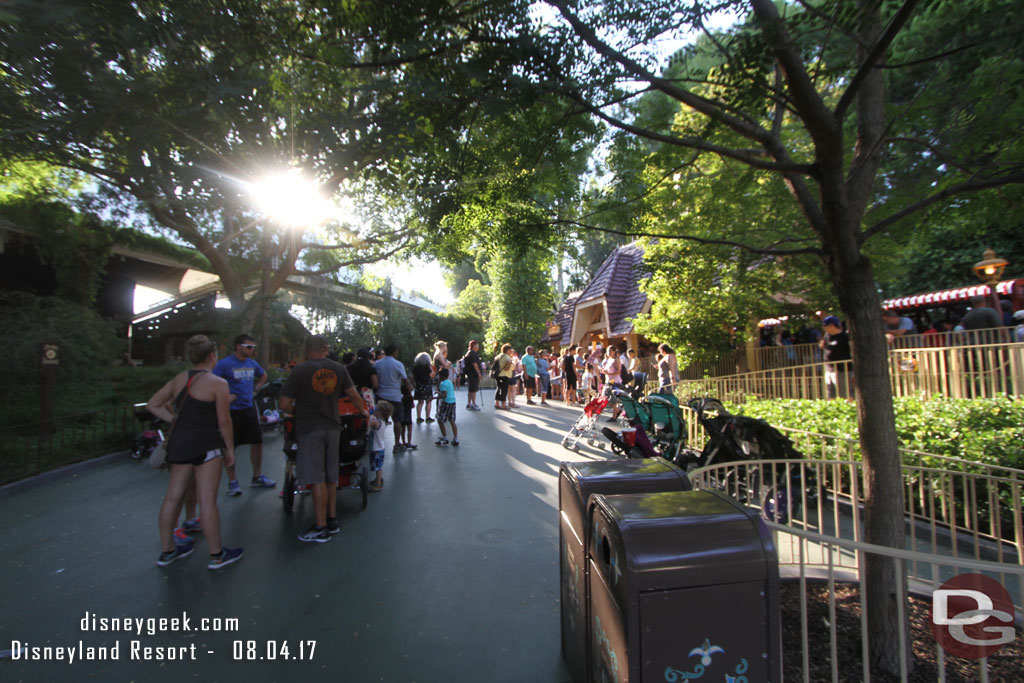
xmin=312 ymin=368 xmax=338 ymax=395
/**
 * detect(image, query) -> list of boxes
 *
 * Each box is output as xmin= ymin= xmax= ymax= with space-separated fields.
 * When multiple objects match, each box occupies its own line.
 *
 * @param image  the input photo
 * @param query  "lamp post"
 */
xmin=972 ymin=248 xmax=1008 ymax=310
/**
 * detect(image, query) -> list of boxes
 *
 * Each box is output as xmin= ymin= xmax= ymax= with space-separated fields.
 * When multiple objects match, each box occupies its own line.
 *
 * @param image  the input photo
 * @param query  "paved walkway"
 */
xmin=0 ymin=390 xmax=616 ymax=683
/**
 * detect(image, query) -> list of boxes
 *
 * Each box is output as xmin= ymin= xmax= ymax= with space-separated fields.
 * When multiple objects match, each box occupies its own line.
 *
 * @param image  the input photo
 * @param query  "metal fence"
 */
xmin=687 ymin=451 xmax=1024 ymax=682
xmin=670 ymin=339 xmax=1024 ymax=403
xmin=0 ymin=406 xmax=135 ymax=485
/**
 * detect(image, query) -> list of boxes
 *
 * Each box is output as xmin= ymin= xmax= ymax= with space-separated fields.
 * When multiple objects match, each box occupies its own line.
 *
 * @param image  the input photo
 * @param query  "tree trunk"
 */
xmin=829 ymin=235 xmax=910 ymax=674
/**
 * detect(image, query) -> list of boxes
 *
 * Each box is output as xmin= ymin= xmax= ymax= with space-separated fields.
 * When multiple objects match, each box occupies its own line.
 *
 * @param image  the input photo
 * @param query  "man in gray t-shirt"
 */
xmin=372 ymin=344 xmax=411 ymax=447
xmin=280 ymin=336 xmax=367 ymax=543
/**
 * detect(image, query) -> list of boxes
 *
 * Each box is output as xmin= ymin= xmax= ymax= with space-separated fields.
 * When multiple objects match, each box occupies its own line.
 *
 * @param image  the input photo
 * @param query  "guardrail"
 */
xmin=0 ymin=406 xmax=134 ymax=485
xmin=670 ymin=340 xmax=1024 ymax=402
xmin=687 ymin=457 xmax=1024 ymax=681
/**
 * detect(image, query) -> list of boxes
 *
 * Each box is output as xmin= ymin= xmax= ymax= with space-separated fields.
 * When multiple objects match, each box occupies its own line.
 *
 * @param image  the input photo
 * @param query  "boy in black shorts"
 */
xmin=399 ymin=383 xmax=416 ymax=451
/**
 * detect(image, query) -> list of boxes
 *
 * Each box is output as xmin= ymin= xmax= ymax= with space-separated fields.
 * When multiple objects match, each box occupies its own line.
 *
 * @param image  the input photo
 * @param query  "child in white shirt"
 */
xmin=368 ymin=401 xmax=394 ymax=491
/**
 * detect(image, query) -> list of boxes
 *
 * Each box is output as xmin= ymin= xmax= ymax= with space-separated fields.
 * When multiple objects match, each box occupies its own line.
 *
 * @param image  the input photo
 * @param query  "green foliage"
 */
xmin=324 ymin=305 xmax=484 ymax=369
xmin=446 ymin=279 xmax=491 ymax=325
xmin=0 ymin=292 xmax=124 ymax=425
xmin=0 ymin=160 xmax=84 ymax=201
xmin=0 ymin=199 xmax=116 ymax=304
xmin=485 ymin=243 xmax=555 ymax=352
xmin=730 ymin=396 xmax=1024 ymax=471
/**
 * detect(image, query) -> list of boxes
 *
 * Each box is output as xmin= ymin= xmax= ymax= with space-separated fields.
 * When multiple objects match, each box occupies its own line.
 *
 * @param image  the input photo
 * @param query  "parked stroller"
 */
xmin=601 ymin=389 xmax=687 ymax=462
xmin=281 ymin=396 xmax=370 ymax=512
xmin=677 ymin=397 xmax=815 ymax=522
xmin=561 ymin=385 xmax=613 ymax=452
xmin=130 ymin=403 xmax=165 ymax=460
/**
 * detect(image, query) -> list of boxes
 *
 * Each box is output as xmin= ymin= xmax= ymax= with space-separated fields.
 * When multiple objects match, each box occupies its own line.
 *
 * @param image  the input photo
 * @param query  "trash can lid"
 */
xmin=561 ymin=458 xmax=681 ymax=483
xmin=589 ymin=490 xmax=776 ymax=591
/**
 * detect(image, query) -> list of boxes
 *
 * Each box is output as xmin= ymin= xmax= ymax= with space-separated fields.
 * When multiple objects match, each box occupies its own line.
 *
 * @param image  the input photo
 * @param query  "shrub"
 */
xmin=729 ymin=396 xmax=1024 ymax=471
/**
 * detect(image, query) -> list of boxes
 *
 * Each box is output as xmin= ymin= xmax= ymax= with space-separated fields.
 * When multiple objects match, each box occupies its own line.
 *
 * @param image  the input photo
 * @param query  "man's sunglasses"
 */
xmin=240 ymin=344 xmax=257 ymax=349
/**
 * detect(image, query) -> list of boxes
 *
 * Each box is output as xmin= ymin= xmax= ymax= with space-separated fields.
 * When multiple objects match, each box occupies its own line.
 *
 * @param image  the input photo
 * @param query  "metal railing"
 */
xmin=688 ymin=456 xmax=1024 ymax=682
xmin=0 ymin=406 xmax=135 ymax=485
xmin=670 ymin=340 xmax=1024 ymax=402
xmin=669 ymin=328 xmax=1020 ymax=383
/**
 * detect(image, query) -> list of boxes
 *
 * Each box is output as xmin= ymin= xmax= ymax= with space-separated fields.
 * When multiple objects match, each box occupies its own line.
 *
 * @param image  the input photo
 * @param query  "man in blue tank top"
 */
xmin=213 ymin=334 xmax=275 ymax=496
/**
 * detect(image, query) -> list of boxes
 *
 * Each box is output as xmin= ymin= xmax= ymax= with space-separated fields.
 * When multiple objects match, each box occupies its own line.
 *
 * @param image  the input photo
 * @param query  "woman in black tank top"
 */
xmin=146 ymin=335 xmax=243 ymax=570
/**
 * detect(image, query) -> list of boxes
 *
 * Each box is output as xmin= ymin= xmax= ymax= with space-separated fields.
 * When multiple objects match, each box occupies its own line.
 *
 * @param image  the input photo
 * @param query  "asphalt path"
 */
xmin=0 ymin=388 xmax=614 ymax=683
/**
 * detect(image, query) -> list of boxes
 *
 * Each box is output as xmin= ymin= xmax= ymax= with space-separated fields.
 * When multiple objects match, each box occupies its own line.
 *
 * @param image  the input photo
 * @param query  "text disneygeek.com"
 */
xmin=7 ymin=611 xmax=316 ymax=663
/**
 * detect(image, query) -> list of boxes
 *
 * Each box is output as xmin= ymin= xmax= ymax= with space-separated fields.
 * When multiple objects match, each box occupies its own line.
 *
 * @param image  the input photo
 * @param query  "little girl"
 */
xmin=581 ymin=362 xmax=597 ymax=403
xmin=368 ymin=401 xmax=394 ymax=492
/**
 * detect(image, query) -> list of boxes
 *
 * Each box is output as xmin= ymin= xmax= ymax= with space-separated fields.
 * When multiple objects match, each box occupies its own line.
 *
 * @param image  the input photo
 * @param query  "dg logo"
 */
xmin=931 ymin=573 xmax=1015 ymax=659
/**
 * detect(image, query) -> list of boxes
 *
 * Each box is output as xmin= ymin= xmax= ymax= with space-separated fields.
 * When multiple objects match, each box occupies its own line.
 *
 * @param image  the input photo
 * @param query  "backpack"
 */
xmin=490 ymin=357 xmax=502 ymax=380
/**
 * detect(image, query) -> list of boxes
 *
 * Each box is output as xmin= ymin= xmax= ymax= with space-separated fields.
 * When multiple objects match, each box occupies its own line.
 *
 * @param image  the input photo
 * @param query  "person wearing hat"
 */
xmin=1014 ymin=309 xmax=1024 ymax=343
xmin=821 ymin=315 xmax=852 ymax=399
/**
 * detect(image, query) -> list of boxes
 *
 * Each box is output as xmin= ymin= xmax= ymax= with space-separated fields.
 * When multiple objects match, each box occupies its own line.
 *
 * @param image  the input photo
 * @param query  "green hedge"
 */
xmin=728 ymin=396 xmax=1024 ymax=471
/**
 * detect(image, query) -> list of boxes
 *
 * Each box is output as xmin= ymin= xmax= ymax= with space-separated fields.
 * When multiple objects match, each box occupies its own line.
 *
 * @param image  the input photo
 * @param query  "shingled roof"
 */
xmin=574 ymin=242 xmax=650 ymax=339
xmin=540 ymin=291 xmax=581 ymax=344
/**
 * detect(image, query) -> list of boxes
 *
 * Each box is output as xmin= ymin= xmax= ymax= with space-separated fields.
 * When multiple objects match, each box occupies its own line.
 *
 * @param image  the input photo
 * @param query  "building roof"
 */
xmin=574 ymin=242 xmax=650 ymax=339
xmin=540 ymin=291 xmax=581 ymax=344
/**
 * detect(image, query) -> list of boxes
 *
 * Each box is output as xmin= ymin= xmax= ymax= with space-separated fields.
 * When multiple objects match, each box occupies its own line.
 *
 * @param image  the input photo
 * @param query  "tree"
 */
xmin=525 ymin=0 xmax=1024 ymax=672
xmin=0 ymin=0 xmax=554 ymax=352
xmin=447 ymin=278 xmax=492 ymax=326
xmin=486 ymin=243 xmax=556 ymax=352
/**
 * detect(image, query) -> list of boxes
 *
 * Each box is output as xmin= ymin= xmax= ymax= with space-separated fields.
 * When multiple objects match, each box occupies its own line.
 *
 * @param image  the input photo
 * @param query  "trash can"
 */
xmin=587 ymin=489 xmax=780 ymax=683
xmin=559 ymin=459 xmax=692 ymax=682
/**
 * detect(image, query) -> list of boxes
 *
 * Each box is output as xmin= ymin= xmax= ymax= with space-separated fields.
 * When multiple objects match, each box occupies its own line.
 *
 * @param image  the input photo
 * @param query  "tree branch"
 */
xmin=545 ymin=0 xmax=774 ymax=146
xmin=565 ymin=92 xmax=816 ymax=174
xmin=833 ymin=0 xmax=921 ymax=120
xmin=885 ymin=137 xmax=975 ymax=176
xmin=748 ymin=0 xmax=838 ymax=143
xmin=295 ymin=238 xmax=411 ymax=276
xmin=862 ymin=173 xmax=1024 ymax=240
xmin=540 ymin=218 xmax=822 ymax=257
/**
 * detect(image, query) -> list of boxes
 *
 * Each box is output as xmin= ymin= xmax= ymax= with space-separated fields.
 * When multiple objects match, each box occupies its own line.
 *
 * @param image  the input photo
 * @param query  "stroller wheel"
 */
xmin=129 ymin=441 xmax=145 ymax=460
xmin=282 ymin=463 xmax=296 ymax=512
xmin=359 ymin=466 xmax=369 ymax=509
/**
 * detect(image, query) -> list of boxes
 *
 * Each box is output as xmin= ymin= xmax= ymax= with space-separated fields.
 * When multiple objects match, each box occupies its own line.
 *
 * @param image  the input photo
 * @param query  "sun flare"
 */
xmin=250 ymin=170 xmax=337 ymax=227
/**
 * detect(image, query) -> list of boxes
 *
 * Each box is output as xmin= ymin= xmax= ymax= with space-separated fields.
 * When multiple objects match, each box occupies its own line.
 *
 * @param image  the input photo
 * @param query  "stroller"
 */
xmin=561 ymin=385 xmax=613 ymax=452
xmin=601 ymin=389 xmax=687 ymax=462
xmin=281 ymin=396 xmax=370 ymax=512
xmin=255 ymin=380 xmax=284 ymax=434
xmin=130 ymin=403 xmax=166 ymax=460
xmin=676 ymin=397 xmax=814 ymax=522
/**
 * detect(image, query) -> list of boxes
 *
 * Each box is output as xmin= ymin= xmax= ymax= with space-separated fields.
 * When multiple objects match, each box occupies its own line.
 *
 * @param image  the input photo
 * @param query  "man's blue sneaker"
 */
xmin=208 ymin=547 xmax=244 ymax=570
xmin=157 ymin=538 xmax=195 ymax=567
xmin=227 ymin=479 xmax=242 ymax=496
xmin=251 ymin=474 xmax=276 ymax=488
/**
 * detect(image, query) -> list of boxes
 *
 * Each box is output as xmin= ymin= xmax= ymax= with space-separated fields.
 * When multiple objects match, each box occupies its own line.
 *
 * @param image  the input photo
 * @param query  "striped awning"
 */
xmin=882 ymin=280 xmax=1016 ymax=311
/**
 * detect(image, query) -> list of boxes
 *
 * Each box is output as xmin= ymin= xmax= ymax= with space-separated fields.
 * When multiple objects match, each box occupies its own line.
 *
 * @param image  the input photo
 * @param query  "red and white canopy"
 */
xmin=883 ymin=280 xmax=1017 ymax=311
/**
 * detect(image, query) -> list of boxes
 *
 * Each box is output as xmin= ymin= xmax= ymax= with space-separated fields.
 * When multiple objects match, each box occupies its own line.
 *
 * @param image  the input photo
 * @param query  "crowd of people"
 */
xmin=146 ymin=331 xmax=679 ymax=563
xmin=147 ymin=335 xmax=514 ymax=559
xmin=492 ymin=341 xmax=674 ymax=411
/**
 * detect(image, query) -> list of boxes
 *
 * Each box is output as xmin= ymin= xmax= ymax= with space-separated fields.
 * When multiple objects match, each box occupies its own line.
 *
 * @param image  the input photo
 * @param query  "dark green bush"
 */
xmin=729 ymin=396 xmax=1024 ymax=471
xmin=0 ymin=292 xmax=124 ymax=425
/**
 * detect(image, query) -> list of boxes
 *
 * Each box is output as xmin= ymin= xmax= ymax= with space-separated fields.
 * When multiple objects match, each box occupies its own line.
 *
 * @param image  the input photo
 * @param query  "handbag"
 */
xmin=148 ymin=440 xmax=169 ymax=469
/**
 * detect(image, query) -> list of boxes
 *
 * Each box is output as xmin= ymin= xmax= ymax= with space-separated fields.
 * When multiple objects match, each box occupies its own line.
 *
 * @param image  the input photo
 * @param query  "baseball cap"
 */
xmin=822 ymin=315 xmax=841 ymax=327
